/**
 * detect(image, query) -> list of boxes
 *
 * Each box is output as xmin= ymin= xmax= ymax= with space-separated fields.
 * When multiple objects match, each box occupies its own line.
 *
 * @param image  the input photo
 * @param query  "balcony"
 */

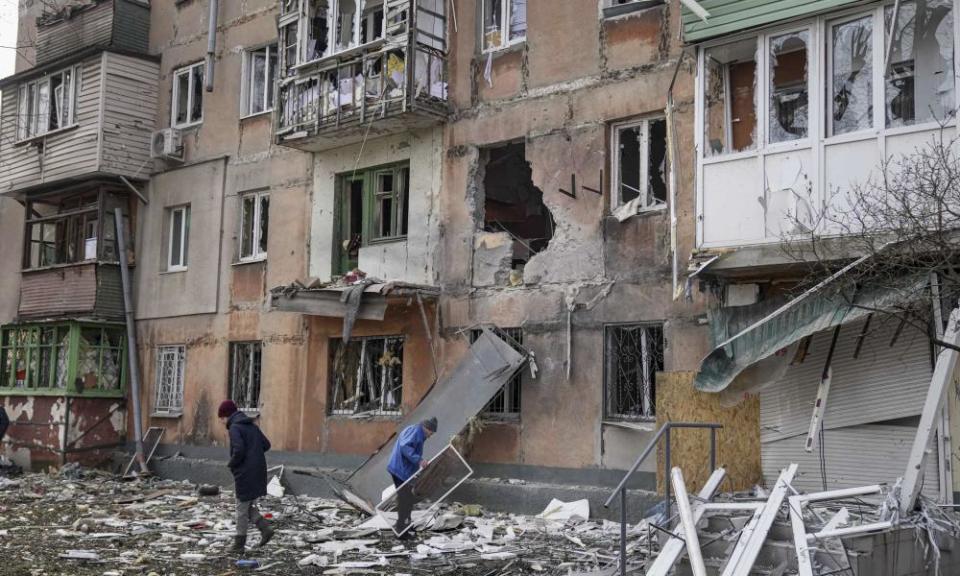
xmin=0 ymin=51 xmax=159 ymax=196
xmin=34 ymin=0 xmax=150 ymax=67
xmin=274 ymin=0 xmax=448 ymax=151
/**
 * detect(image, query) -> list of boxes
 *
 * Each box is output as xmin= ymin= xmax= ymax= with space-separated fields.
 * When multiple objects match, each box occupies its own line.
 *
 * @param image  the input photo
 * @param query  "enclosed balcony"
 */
xmin=34 ymin=0 xmax=150 ymax=67
xmin=274 ymin=0 xmax=448 ymax=151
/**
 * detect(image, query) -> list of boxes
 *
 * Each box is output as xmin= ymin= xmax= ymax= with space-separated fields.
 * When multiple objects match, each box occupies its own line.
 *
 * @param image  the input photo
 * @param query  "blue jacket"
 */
xmin=387 ymin=424 xmax=425 ymax=483
xmin=227 ymin=411 xmax=271 ymax=502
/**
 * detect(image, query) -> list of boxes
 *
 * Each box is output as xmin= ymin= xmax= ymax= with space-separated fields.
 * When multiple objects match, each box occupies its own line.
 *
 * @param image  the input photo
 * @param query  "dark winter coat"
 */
xmin=0 ymin=407 xmax=8 ymax=441
xmin=227 ymin=411 xmax=271 ymax=502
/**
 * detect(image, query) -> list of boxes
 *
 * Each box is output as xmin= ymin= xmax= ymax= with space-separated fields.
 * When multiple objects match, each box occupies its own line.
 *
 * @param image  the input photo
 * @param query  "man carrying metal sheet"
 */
xmin=387 ymin=417 xmax=437 ymax=538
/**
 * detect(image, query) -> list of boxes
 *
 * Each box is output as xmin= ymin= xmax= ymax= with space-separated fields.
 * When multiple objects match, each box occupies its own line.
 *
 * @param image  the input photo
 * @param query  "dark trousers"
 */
xmin=391 ymin=473 xmax=414 ymax=534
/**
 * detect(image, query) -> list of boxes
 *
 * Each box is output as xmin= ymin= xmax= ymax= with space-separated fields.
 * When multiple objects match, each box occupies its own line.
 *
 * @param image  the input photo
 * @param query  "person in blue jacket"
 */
xmin=218 ymin=400 xmax=275 ymax=555
xmin=386 ymin=417 xmax=437 ymax=537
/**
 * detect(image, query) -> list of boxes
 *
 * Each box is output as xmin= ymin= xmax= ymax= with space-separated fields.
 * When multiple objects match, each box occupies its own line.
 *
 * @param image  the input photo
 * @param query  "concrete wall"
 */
xmin=438 ymin=1 xmax=715 ymax=472
xmin=310 ymin=129 xmax=443 ymax=285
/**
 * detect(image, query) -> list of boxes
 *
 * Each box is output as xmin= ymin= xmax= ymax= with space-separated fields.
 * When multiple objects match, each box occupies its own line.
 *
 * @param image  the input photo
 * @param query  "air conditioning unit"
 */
xmin=150 ymin=128 xmax=184 ymax=162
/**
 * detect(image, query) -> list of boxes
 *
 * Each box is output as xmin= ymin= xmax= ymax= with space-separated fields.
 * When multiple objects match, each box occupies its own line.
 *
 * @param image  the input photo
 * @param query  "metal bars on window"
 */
xmin=154 ymin=345 xmax=185 ymax=414
xmin=604 ymin=324 xmax=664 ymax=421
xmin=329 ymin=335 xmax=404 ymax=416
xmin=230 ymin=342 xmax=263 ymax=412
xmin=470 ymin=327 xmax=523 ymax=416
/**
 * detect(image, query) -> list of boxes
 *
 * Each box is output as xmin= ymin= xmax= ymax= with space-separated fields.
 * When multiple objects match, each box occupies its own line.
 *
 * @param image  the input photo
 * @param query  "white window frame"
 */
xmin=167 ymin=205 xmax=190 ymax=272
xmin=241 ymin=45 xmax=279 ymax=118
xmin=327 ymin=0 xmax=385 ymax=56
xmin=16 ymin=66 xmax=79 ymax=142
xmin=153 ymin=345 xmax=185 ymax=416
xmin=239 ymin=191 xmax=270 ymax=262
xmin=602 ymin=0 xmax=664 ymax=19
xmin=481 ymin=0 xmax=527 ymax=53
xmin=171 ymin=62 xmax=204 ymax=129
xmin=610 ymin=116 xmax=668 ymax=212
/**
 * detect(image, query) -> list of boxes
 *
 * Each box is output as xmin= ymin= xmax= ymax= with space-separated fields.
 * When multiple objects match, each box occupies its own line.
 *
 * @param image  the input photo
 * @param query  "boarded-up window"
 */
xmin=604 ymin=324 xmax=664 ymax=421
xmin=329 ymin=336 xmax=404 ymax=416
xmin=230 ymin=342 xmax=262 ymax=411
xmin=704 ymin=39 xmax=757 ymax=156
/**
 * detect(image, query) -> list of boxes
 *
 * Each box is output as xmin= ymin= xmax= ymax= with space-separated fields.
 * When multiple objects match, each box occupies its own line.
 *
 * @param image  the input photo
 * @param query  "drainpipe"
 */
xmin=205 ymin=0 xmax=219 ymax=92
xmin=115 ymin=208 xmax=148 ymax=475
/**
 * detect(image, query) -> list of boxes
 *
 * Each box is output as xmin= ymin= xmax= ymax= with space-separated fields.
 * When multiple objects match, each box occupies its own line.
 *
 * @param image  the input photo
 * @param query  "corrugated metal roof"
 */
xmin=682 ymin=0 xmax=865 ymax=43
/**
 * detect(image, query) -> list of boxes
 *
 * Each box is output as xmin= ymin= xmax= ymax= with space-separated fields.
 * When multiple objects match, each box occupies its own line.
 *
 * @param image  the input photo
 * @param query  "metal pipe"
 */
xmin=205 ymin=0 xmax=219 ymax=92
xmin=665 ymin=427 xmax=672 ymax=516
xmin=619 ymin=487 xmax=627 ymax=576
xmin=710 ymin=427 xmax=717 ymax=472
xmin=115 ymin=208 xmax=148 ymax=474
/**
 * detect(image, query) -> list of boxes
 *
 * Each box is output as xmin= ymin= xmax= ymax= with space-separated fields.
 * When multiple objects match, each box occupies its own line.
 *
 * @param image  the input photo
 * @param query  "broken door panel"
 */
xmin=344 ymin=327 xmax=528 ymax=510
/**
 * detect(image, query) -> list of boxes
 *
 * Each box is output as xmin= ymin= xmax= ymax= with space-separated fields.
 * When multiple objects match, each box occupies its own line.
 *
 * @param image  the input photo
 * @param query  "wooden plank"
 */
xmin=671 ymin=467 xmax=707 ymax=576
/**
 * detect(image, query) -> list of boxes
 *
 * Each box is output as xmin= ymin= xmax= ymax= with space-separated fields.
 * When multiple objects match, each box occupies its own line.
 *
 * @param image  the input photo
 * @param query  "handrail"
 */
xmin=603 ymin=421 xmax=723 ymax=576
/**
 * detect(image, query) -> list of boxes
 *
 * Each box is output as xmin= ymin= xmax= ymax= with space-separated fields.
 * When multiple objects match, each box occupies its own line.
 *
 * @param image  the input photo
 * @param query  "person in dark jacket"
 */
xmin=0 ymin=406 xmax=8 ymax=443
xmin=218 ymin=400 xmax=275 ymax=555
xmin=386 ymin=417 xmax=437 ymax=538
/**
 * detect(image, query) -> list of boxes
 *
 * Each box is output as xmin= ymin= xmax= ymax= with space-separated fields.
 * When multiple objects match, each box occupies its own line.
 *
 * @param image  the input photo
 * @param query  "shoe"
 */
xmin=255 ymin=518 xmax=275 ymax=547
xmin=232 ymin=534 xmax=247 ymax=555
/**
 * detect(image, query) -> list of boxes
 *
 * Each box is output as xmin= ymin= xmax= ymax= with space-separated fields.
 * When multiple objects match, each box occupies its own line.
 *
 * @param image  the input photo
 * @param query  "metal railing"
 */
xmin=603 ymin=421 xmax=722 ymax=576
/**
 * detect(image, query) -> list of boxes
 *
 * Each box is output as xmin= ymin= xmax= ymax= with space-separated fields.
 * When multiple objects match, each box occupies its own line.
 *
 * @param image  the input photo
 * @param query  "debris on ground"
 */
xmin=0 ymin=466 xmax=641 ymax=576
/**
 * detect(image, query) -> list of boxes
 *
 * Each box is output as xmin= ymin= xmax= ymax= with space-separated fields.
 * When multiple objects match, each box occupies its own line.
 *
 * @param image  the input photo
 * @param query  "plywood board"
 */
xmin=656 ymin=371 xmax=761 ymax=493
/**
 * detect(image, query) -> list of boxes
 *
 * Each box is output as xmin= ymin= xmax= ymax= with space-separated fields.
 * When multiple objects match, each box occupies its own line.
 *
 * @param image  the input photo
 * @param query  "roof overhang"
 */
xmin=269 ymin=281 xmax=440 ymax=319
xmin=694 ymin=253 xmax=928 ymax=397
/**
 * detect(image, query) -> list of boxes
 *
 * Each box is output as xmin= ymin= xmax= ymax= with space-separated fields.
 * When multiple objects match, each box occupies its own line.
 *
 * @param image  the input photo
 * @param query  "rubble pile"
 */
xmin=0 ymin=466 xmax=636 ymax=576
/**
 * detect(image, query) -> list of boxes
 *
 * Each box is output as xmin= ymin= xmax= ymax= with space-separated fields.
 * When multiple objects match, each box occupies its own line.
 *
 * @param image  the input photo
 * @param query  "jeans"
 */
xmin=236 ymin=498 xmax=263 ymax=537
xmin=391 ymin=474 xmax=415 ymax=535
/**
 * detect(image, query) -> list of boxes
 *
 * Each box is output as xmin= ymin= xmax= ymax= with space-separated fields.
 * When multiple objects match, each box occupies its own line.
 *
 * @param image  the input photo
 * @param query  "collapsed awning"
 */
xmin=269 ymin=281 xmax=440 ymax=320
xmin=695 ymin=260 xmax=928 ymax=395
xmin=342 ymin=327 xmax=529 ymax=512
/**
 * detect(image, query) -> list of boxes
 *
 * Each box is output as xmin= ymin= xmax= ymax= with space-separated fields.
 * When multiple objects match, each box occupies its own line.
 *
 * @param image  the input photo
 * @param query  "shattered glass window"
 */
xmin=230 ymin=342 xmax=263 ymax=412
xmin=329 ymin=336 xmax=404 ymax=416
xmin=614 ymin=117 xmax=667 ymax=210
xmin=830 ymin=15 xmax=873 ymax=136
xmin=239 ymin=191 xmax=269 ymax=261
xmin=885 ymin=0 xmax=955 ymax=128
xmin=154 ymin=345 xmax=185 ymax=414
xmin=604 ymin=324 xmax=663 ymax=421
xmin=483 ymin=0 xmax=503 ymax=51
xmin=704 ymin=39 xmax=757 ymax=156
xmin=769 ymin=30 xmax=809 ymax=143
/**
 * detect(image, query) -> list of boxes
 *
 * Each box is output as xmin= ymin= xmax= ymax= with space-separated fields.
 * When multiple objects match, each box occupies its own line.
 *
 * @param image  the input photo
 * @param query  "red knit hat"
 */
xmin=217 ymin=400 xmax=238 ymax=418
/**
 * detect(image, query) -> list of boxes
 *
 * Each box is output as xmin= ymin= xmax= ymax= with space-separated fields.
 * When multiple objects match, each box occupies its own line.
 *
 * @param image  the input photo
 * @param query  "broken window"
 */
xmin=830 ymin=15 xmax=873 ymax=136
xmin=17 ymin=65 xmax=77 ymax=140
xmin=604 ymin=324 xmax=663 ymax=421
xmin=481 ymin=142 xmax=554 ymax=269
xmin=612 ymin=117 xmax=668 ymax=211
xmin=308 ymin=1 xmax=330 ymax=61
xmin=329 ymin=336 xmax=404 ymax=416
xmin=167 ymin=205 xmax=190 ymax=271
xmin=242 ymin=45 xmax=278 ymax=116
xmin=0 ymin=323 xmax=124 ymax=394
xmin=229 ymin=342 xmax=262 ymax=412
xmin=281 ymin=21 xmax=300 ymax=72
xmin=603 ymin=0 xmax=664 ymax=18
xmin=23 ymin=192 xmax=128 ymax=270
xmin=470 ymin=328 xmax=522 ymax=416
xmin=335 ymin=162 xmax=410 ymax=275
xmin=885 ymin=0 xmax=955 ymax=128
xmin=703 ymin=39 xmax=757 ymax=156
xmin=239 ymin=191 xmax=270 ymax=261
xmin=769 ymin=30 xmax=809 ymax=143
xmin=154 ymin=345 xmax=185 ymax=416
xmin=481 ymin=0 xmax=526 ymax=52
xmin=171 ymin=62 xmax=204 ymax=128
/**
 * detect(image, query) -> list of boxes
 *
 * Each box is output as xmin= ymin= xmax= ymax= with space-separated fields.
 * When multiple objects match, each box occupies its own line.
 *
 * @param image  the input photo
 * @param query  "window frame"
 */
xmin=328 ymin=334 xmax=405 ymax=417
xmin=603 ymin=323 xmax=664 ymax=422
xmin=481 ymin=0 xmax=527 ymax=54
xmin=167 ymin=205 xmax=190 ymax=272
xmin=610 ymin=116 xmax=669 ymax=212
xmin=170 ymin=62 xmax=205 ymax=129
xmin=241 ymin=44 xmax=279 ymax=118
xmin=16 ymin=65 xmax=79 ymax=142
xmin=0 ymin=322 xmax=126 ymax=397
xmin=229 ymin=341 xmax=263 ymax=413
xmin=470 ymin=328 xmax=523 ymax=418
xmin=239 ymin=190 xmax=270 ymax=262
xmin=153 ymin=345 xmax=186 ymax=417
xmin=602 ymin=0 xmax=665 ymax=19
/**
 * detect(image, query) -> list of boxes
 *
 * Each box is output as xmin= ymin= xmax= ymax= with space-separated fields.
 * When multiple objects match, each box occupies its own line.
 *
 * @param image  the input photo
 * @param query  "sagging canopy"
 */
xmin=695 ymin=261 xmax=928 ymax=396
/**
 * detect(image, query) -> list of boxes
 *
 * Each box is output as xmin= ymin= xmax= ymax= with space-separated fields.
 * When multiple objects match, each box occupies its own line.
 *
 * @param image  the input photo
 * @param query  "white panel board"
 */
xmin=822 ymin=138 xmax=881 ymax=235
xmin=763 ymin=149 xmax=814 ymax=239
xmin=702 ymin=156 xmax=763 ymax=246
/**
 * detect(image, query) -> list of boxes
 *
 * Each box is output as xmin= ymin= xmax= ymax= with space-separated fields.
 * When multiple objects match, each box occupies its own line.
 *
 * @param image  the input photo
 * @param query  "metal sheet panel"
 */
xmin=761 ymin=424 xmax=940 ymax=498
xmin=19 ymin=264 xmax=99 ymax=318
xmin=345 ymin=328 xmax=527 ymax=509
xmin=760 ymin=318 xmax=932 ymax=443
